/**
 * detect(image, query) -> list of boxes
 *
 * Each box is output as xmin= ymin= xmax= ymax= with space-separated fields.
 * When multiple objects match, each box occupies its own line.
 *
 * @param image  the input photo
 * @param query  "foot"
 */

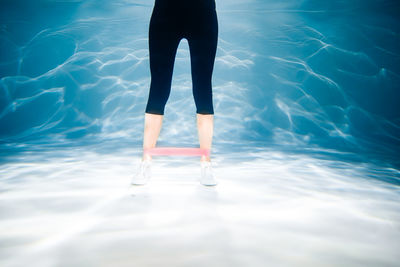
xmin=200 ymin=161 xmax=217 ymax=186
xmin=131 ymin=159 xmax=152 ymax=185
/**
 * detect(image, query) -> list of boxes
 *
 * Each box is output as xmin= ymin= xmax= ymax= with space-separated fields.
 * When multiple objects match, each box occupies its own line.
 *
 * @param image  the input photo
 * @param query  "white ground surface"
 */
xmin=1 ymin=148 xmax=400 ymax=267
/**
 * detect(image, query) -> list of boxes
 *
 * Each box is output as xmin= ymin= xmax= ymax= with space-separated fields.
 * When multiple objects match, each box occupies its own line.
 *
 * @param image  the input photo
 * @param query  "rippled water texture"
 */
xmin=0 ymin=0 xmax=400 ymax=266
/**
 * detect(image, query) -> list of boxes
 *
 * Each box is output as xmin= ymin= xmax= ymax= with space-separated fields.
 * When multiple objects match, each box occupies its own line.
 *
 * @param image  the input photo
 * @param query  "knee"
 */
xmin=196 ymin=108 xmax=214 ymax=115
xmin=145 ymin=104 xmax=165 ymax=115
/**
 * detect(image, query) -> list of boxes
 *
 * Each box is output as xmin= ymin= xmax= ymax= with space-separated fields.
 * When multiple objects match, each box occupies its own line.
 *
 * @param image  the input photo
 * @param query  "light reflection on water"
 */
xmin=0 ymin=144 xmax=399 ymax=266
xmin=1 ymin=0 xmax=399 ymax=163
xmin=1 ymin=0 xmax=400 ymax=266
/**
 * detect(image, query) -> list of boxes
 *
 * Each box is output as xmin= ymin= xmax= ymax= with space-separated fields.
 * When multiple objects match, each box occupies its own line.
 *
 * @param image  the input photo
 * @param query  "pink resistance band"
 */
xmin=144 ymin=147 xmax=210 ymax=157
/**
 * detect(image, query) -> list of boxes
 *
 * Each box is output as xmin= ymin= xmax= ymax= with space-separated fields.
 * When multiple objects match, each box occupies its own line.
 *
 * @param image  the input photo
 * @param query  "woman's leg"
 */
xmin=142 ymin=113 xmax=163 ymax=161
xmin=188 ymin=7 xmax=218 ymax=163
xmin=197 ymin=114 xmax=213 ymax=162
xmin=141 ymin=4 xmax=181 ymax=161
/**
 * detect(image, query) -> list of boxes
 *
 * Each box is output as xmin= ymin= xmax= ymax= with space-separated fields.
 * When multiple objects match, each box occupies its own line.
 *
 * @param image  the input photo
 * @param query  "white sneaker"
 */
xmin=200 ymin=161 xmax=217 ymax=186
xmin=131 ymin=159 xmax=152 ymax=185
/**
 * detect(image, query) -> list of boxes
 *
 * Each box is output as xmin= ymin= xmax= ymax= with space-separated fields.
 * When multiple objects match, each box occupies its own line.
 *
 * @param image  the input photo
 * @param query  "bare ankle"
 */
xmin=142 ymin=154 xmax=152 ymax=161
xmin=200 ymin=155 xmax=211 ymax=162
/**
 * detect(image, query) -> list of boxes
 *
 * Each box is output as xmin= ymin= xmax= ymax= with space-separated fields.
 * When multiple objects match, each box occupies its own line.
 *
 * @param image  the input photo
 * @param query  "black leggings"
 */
xmin=145 ymin=0 xmax=218 ymax=115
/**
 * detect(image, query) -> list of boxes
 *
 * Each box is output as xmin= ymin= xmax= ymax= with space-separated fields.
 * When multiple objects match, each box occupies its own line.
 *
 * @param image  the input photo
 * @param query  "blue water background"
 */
xmin=0 ymin=0 xmax=399 ymax=171
xmin=1 ymin=2 xmax=400 ymax=266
